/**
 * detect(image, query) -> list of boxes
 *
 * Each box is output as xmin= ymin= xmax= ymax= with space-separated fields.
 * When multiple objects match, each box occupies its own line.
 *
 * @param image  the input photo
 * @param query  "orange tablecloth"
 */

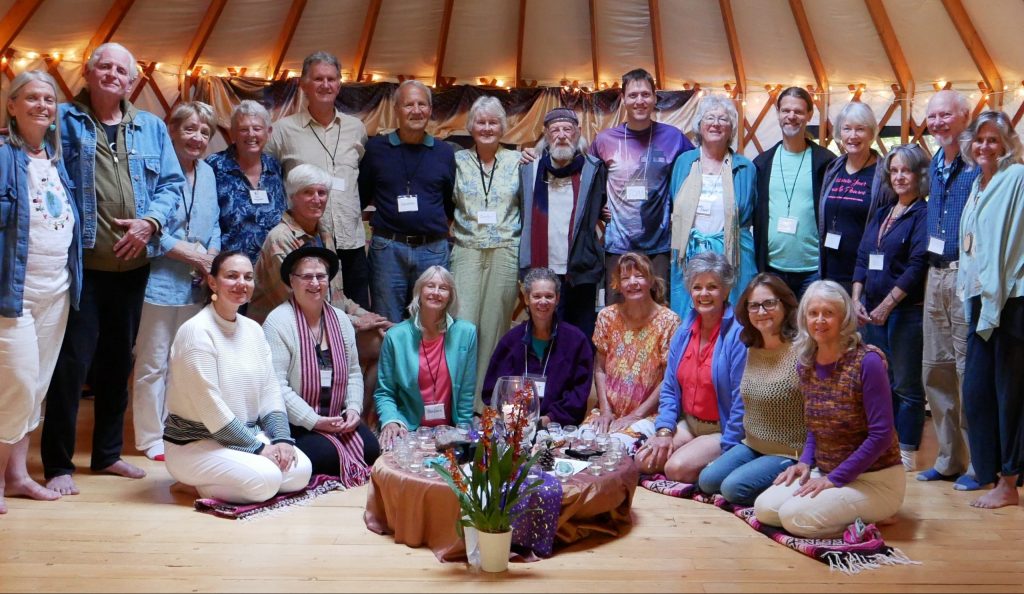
xmin=363 ymin=454 xmax=638 ymax=562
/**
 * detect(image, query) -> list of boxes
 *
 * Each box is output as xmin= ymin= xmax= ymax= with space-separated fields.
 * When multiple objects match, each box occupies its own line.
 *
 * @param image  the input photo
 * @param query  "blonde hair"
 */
xmin=407 ymin=265 xmax=459 ymax=329
xmin=5 ymin=70 xmax=63 ymax=164
xmin=794 ymin=280 xmax=863 ymax=367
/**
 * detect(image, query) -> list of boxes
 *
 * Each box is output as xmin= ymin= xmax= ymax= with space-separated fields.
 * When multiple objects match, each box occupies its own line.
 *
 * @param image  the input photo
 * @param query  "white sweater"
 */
xmin=164 ymin=305 xmax=291 ymax=452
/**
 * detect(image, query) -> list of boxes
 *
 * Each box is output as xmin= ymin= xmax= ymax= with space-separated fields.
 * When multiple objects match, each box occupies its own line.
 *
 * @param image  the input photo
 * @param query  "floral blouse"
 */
xmin=206 ymin=147 xmax=287 ymax=263
xmin=451 ymin=147 xmax=521 ymax=249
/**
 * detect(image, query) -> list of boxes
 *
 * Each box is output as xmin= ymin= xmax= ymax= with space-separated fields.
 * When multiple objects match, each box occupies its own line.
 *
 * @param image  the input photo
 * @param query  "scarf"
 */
xmin=291 ymin=296 xmax=370 ymax=487
xmin=530 ymin=152 xmax=585 ymax=270
xmin=670 ymin=151 xmax=738 ymax=270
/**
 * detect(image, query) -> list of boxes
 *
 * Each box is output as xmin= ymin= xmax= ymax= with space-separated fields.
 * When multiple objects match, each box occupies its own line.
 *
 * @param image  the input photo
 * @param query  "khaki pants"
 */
xmin=922 ymin=266 xmax=972 ymax=476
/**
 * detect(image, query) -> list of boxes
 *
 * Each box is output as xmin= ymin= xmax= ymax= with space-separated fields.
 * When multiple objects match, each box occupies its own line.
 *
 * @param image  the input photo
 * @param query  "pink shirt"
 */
xmin=418 ymin=335 xmax=452 ymax=427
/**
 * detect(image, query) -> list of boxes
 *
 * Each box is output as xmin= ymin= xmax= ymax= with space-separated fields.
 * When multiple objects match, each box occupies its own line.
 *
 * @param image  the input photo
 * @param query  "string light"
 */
xmin=25 ymin=51 xmax=38 ymax=59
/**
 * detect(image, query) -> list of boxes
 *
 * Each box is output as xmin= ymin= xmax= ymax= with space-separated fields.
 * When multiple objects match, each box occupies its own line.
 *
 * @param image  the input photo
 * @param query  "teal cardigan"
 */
xmin=374 ymin=314 xmax=478 ymax=429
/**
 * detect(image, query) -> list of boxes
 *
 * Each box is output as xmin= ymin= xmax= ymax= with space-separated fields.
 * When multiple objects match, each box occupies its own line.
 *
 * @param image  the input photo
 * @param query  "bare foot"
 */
xmin=5 ymin=477 xmax=61 ymax=501
xmin=98 ymin=460 xmax=146 ymax=479
xmin=970 ymin=482 xmax=1019 ymax=509
xmin=46 ymin=475 xmax=80 ymax=496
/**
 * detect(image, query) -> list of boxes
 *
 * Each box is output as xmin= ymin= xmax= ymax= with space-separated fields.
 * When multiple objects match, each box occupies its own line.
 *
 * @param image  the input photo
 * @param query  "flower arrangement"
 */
xmin=435 ymin=382 xmax=544 ymax=535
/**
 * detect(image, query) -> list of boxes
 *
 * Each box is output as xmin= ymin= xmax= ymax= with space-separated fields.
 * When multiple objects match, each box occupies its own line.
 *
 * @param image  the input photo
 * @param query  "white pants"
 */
xmin=754 ymin=465 xmax=906 ymax=538
xmin=0 ymin=289 xmax=70 ymax=443
xmin=164 ymin=434 xmax=313 ymax=504
xmin=132 ymin=302 xmax=202 ymax=452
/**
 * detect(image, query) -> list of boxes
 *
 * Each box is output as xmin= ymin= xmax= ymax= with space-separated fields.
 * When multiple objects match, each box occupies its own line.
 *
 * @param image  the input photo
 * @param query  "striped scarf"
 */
xmin=530 ymin=153 xmax=585 ymax=270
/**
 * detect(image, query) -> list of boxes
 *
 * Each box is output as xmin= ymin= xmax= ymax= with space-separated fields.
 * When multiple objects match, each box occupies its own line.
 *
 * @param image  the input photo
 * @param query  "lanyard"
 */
xmin=307 ymin=119 xmax=341 ymax=169
xmin=523 ymin=323 xmax=555 ymax=377
xmin=876 ymin=201 xmax=916 ymax=250
xmin=619 ymin=123 xmax=654 ymax=185
xmin=183 ymin=163 xmax=198 ymax=237
xmin=422 ymin=335 xmax=445 ymax=387
xmin=399 ymin=144 xmax=428 ymax=195
xmin=777 ymin=148 xmax=808 ymax=216
xmin=474 ymin=147 xmax=498 ymax=203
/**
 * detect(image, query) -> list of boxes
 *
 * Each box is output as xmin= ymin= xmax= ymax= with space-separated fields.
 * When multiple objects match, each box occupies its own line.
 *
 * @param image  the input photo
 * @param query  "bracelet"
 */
xmin=655 ymin=428 xmax=674 ymax=438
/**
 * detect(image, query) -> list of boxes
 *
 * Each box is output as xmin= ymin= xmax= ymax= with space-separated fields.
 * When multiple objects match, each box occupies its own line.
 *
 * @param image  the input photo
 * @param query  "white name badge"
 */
xmin=777 ymin=217 xmax=799 ymax=234
xmin=625 ymin=184 xmax=647 ymax=202
xmin=397 ymin=194 xmax=419 ymax=212
xmin=534 ymin=381 xmax=546 ymax=399
xmin=423 ymin=403 xmax=446 ymax=421
xmin=928 ymin=236 xmax=945 ymax=255
xmin=824 ymin=232 xmax=842 ymax=250
xmin=320 ymin=369 xmax=333 ymax=388
xmin=477 ymin=210 xmax=498 ymax=225
xmin=249 ymin=189 xmax=269 ymax=204
xmin=331 ymin=177 xmax=347 ymax=192
xmin=696 ymin=201 xmax=713 ymax=216
xmin=869 ymin=253 xmax=885 ymax=270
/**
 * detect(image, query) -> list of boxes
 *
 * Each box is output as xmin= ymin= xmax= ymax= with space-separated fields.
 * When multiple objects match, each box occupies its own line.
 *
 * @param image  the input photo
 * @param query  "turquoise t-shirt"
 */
xmin=767 ymin=147 xmax=818 ymax=272
xmin=530 ymin=336 xmax=550 ymax=361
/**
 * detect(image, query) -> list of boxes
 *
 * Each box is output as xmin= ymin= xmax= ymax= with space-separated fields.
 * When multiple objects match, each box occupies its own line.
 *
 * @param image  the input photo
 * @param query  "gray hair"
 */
xmin=691 ymin=94 xmax=739 ymax=145
xmin=834 ymin=101 xmax=878 ymax=141
xmin=230 ymin=99 xmax=272 ymax=130
xmin=285 ymin=163 xmax=332 ymax=200
xmin=394 ymin=79 xmax=432 ymax=106
xmin=684 ymin=252 xmax=735 ymax=296
xmin=466 ymin=95 xmax=508 ymax=136
xmin=960 ymin=110 xmax=1024 ymax=171
xmin=927 ymin=89 xmax=970 ymax=119
xmin=536 ymin=124 xmax=589 ymax=156
xmin=522 ymin=267 xmax=561 ymax=296
xmin=86 ymin=42 xmax=138 ymax=82
xmin=5 ymin=70 xmax=62 ymax=164
xmin=301 ymin=51 xmax=341 ymax=79
xmin=168 ymin=101 xmax=216 ymax=132
xmin=407 ymin=265 xmax=459 ymax=327
xmin=794 ymin=280 xmax=862 ymax=367
xmin=881 ymin=144 xmax=930 ymax=198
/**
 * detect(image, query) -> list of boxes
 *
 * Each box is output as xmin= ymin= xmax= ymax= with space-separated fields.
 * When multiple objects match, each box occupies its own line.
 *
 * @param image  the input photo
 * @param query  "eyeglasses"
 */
xmin=291 ymin=273 xmax=329 ymax=284
xmin=702 ymin=115 xmax=731 ymax=126
xmin=746 ymin=298 xmax=780 ymax=313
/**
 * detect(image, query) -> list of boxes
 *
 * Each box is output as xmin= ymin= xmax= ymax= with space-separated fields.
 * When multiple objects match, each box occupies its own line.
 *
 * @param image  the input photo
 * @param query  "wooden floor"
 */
xmin=2 ymin=400 xmax=1024 ymax=593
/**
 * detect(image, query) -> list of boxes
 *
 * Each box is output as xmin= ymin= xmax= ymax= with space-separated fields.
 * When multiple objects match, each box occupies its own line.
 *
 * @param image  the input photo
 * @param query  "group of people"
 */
xmin=1 ymin=43 xmax=1022 ymax=535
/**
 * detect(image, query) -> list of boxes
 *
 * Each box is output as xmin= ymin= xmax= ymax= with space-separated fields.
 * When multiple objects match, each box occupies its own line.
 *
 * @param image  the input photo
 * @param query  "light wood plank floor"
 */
xmin=2 ymin=400 xmax=1023 ymax=593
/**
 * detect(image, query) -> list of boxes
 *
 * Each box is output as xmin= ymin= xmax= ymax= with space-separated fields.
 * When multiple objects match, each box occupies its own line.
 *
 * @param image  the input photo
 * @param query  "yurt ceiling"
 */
xmin=1 ymin=0 xmax=1023 ymax=156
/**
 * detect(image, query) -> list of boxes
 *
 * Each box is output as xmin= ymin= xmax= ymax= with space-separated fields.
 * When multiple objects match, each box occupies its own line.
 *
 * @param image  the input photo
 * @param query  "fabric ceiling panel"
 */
xmin=962 ymin=0 xmax=1024 ymax=87
xmin=659 ymin=0 xmax=733 ymax=87
xmin=280 ymin=0 xmax=369 ymax=79
xmin=520 ymin=0 xmax=592 ymax=87
xmin=112 ymin=0 xmax=209 ymax=69
xmin=11 ymin=0 xmax=108 ymax=59
xmin=731 ymin=0 xmax=815 ymax=88
xmin=198 ymin=0 xmax=292 ymax=77
xmin=441 ymin=0 xmax=518 ymax=86
xmin=803 ymin=0 xmax=893 ymax=88
xmin=883 ymin=0 xmax=976 ymax=87
xmin=594 ymin=0 xmax=654 ymax=88
xmin=364 ymin=0 xmax=444 ymax=82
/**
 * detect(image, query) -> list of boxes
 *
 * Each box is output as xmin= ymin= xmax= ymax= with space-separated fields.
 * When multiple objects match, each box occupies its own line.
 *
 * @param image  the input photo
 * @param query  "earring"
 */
xmin=48 ymin=123 xmax=56 ymax=131
xmin=210 ymin=293 xmax=218 ymax=302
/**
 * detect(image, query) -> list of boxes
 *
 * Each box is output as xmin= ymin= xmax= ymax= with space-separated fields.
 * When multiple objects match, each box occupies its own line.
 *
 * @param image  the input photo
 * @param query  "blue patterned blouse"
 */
xmin=206 ymin=147 xmax=286 ymax=263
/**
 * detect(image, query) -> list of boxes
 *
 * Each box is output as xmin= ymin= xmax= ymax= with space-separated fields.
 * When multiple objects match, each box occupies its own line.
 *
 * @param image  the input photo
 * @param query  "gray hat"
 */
xmin=544 ymin=107 xmax=579 ymax=128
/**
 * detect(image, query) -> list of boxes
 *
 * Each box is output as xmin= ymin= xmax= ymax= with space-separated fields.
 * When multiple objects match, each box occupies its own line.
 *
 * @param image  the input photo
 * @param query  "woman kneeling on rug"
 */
xmin=754 ymin=280 xmax=905 ymax=538
xmin=638 ymin=252 xmax=746 ymax=482
xmin=697 ymin=273 xmax=805 ymax=505
xmin=263 ymin=246 xmax=380 ymax=486
xmin=163 ymin=251 xmax=312 ymax=504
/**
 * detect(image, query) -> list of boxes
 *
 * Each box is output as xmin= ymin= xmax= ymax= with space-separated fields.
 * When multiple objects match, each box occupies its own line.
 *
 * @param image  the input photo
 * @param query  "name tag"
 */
xmin=424 ymin=403 xmax=446 ymax=422
xmin=928 ymin=236 xmax=945 ymax=255
xmin=869 ymin=253 xmax=885 ymax=270
xmin=477 ymin=210 xmax=498 ymax=225
xmin=824 ymin=232 xmax=842 ymax=250
xmin=320 ymin=369 xmax=333 ymax=388
xmin=249 ymin=189 xmax=269 ymax=204
xmin=625 ymin=184 xmax=647 ymax=202
xmin=397 ymin=194 xmax=419 ymax=212
xmin=525 ymin=374 xmax=547 ymax=399
xmin=331 ymin=177 xmax=347 ymax=192
xmin=777 ymin=217 xmax=798 ymax=234
xmin=696 ymin=201 xmax=713 ymax=216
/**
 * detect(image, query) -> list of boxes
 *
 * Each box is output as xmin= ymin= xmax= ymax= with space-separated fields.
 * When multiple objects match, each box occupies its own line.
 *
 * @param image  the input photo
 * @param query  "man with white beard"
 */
xmin=518 ymin=108 xmax=607 ymax=340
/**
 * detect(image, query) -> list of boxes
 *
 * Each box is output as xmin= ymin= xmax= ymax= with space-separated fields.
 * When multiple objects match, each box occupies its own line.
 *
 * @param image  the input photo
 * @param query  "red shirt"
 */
xmin=418 ymin=335 xmax=452 ymax=427
xmin=677 ymin=317 xmax=721 ymax=422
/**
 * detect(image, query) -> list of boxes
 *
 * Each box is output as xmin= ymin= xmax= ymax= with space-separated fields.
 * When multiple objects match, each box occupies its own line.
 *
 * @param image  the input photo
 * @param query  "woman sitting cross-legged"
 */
xmin=163 ymin=250 xmax=312 ymax=504
xmin=637 ymin=252 xmax=746 ymax=482
xmin=263 ymin=246 xmax=380 ymax=486
xmin=754 ymin=280 xmax=905 ymax=538
xmin=374 ymin=266 xmax=477 ymax=450
xmin=696 ymin=273 xmax=805 ymax=505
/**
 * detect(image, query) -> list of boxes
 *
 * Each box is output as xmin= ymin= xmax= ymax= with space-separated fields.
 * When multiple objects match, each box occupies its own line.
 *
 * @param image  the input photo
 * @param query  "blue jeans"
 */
xmin=368 ymin=236 xmax=450 ymax=323
xmin=697 ymin=443 xmax=796 ymax=506
xmin=863 ymin=305 xmax=926 ymax=450
xmin=963 ymin=296 xmax=1024 ymax=484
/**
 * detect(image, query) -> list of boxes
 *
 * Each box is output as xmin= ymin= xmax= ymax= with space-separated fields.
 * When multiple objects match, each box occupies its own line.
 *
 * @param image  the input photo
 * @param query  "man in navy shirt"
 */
xmin=359 ymin=80 xmax=455 ymax=322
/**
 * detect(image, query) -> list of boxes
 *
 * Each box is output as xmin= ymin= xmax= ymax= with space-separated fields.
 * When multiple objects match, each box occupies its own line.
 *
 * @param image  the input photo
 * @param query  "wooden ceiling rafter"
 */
xmin=0 ymin=0 xmax=44 ymax=57
xmin=514 ymin=0 xmax=526 ymax=87
xmin=718 ymin=0 xmax=747 ymax=148
xmin=432 ymin=0 xmax=454 ymax=88
xmin=864 ymin=0 xmax=914 ymax=143
xmin=648 ymin=0 xmax=665 ymax=89
xmin=129 ymin=60 xmax=155 ymax=102
xmin=941 ymin=0 xmax=1003 ymax=108
xmin=84 ymin=0 xmax=136 ymax=64
xmin=269 ymin=0 xmax=307 ymax=80
xmin=588 ymin=0 xmax=599 ymax=89
xmin=353 ymin=0 xmax=382 ymax=83
xmin=788 ymin=0 xmax=829 ymax=145
xmin=42 ymin=54 xmax=73 ymax=99
xmin=180 ymin=0 xmax=228 ymax=100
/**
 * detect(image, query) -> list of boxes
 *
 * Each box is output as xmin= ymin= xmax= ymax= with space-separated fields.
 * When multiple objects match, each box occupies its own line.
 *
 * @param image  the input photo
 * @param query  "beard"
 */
xmin=549 ymin=143 xmax=576 ymax=163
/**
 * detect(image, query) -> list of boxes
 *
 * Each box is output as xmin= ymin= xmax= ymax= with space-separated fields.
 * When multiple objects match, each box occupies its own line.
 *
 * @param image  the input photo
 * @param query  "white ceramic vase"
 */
xmin=473 ymin=528 xmax=512 ymax=572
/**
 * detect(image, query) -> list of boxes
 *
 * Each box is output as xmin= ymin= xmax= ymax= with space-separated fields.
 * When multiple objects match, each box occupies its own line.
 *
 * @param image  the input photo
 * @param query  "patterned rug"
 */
xmin=194 ymin=474 xmax=344 ymax=521
xmin=641 ymin=475 xmax=919 ymax=574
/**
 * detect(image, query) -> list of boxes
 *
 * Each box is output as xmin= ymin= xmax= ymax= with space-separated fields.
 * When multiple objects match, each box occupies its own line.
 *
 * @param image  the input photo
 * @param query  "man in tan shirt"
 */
xmin=265 ymin=51 xmax=370 ymax=309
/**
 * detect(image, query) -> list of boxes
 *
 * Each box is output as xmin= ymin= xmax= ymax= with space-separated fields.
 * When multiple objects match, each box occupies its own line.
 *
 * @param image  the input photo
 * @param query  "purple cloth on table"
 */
xmin=800 ymin=351 xmax=894 ymax=487
xmin=510 ymin=471 xmax=562 ymax=558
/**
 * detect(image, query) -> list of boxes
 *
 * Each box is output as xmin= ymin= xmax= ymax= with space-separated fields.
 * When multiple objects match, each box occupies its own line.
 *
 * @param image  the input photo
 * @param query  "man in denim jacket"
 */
xmin=42 ymin=42 xmax=183 ymax=495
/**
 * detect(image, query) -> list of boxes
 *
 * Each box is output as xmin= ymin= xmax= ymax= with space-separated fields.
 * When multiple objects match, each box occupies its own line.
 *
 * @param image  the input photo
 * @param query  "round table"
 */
xmin=363 ymin=453 xmax=638 ymax=562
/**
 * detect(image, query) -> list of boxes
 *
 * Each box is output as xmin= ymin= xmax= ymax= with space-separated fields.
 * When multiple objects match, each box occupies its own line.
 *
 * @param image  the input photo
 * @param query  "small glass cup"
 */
xmin=578 ymin=426 xmax=596 ymax=450
xmin=408 ymin=455 xmax=424 ymax=475
xmin=595 ymin=433 xmax=612 ymax=453
xmin=586 ymin=459 xmax=604 ymax=476
xmin=554 ymin=460 xmax=574 ymax=484
xmin=601 ymin=455 xmax=619 ymax=472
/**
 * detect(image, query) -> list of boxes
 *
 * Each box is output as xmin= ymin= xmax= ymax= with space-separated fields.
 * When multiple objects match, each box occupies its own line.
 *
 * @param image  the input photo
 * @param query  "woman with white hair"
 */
xmin=755 ymin=280 xmax=904 ymax=538
xmin=0 ymin=71 xmax=81 ymax=512
xmin=819 ymin=102 xmax=894 ymax=293
xmin=668 ymin=93 xmax=755 ymax=320
xmin=207 ymin=99 xmax=286 ymax=265
xmin=450 ymin=95 xmax=522 ymax=411
xmin=374 ymin=266 xmax=478 ymax=450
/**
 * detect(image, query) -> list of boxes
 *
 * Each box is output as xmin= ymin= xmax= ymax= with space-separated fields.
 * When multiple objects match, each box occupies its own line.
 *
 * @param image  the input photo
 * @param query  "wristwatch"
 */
xmin=655 ymin=428 xmax=674 ymax=438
